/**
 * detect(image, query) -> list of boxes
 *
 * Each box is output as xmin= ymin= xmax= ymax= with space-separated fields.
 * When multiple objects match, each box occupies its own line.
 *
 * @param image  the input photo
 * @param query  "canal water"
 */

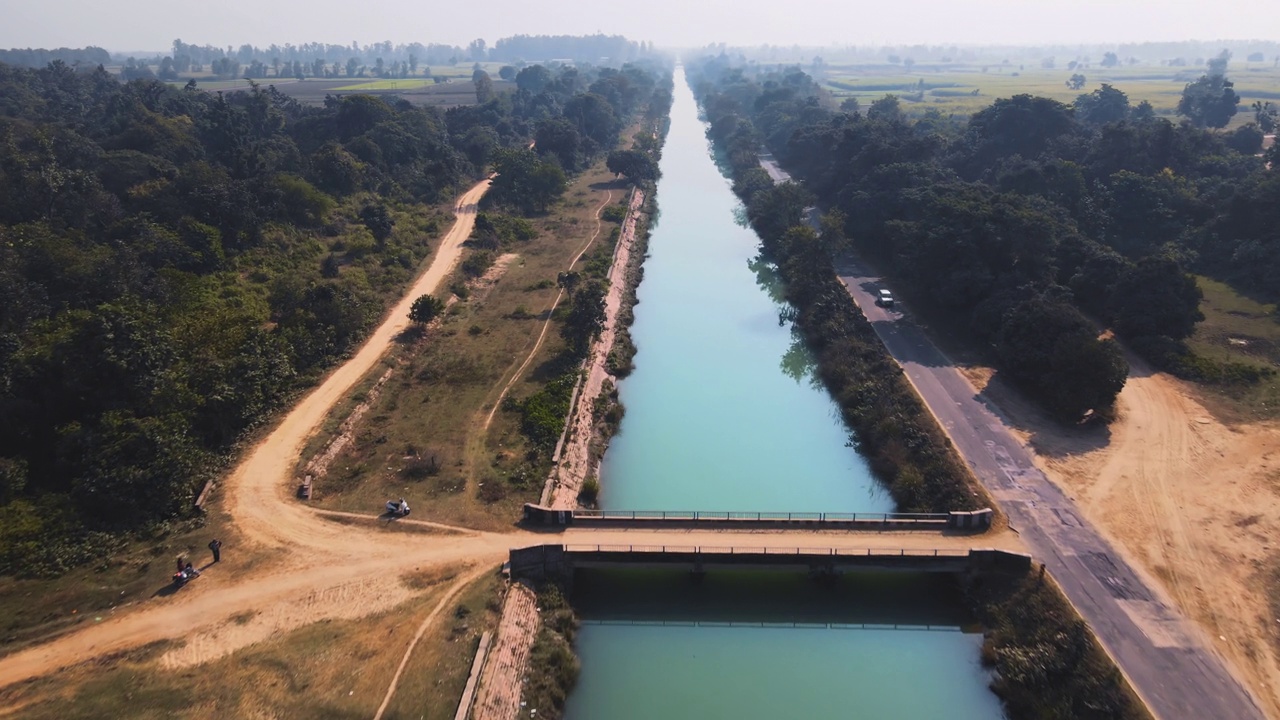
xmin=562 ymin=68 xmax=1005 ymax=720
xmin=597 ymin=69 xmax=889 ymax=514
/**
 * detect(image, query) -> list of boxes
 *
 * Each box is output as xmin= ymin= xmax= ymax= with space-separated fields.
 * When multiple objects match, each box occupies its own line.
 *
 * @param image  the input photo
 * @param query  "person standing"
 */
xmin=208 ymin=539 xmax=222 ymax=563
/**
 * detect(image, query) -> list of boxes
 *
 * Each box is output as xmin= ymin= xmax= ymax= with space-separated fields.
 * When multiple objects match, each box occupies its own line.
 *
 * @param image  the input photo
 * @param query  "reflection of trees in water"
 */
xmin=780 ymin=327 xmax=822 ymax=387
xmin=747 ymin=254 xmax=787 ymax=305
xmin=749 ymin=254 xmax=821 ymax=386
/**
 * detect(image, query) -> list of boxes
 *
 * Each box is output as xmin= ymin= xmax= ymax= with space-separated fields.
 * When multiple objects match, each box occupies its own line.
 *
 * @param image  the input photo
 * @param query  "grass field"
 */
xmin=822 ymin=61 xmax=1280 ymax=128
xmin=1186 ymin=276 xmax=1280 ymax=420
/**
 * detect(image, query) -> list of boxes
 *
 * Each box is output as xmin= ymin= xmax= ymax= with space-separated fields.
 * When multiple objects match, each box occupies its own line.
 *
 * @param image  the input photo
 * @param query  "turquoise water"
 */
xmin=562 ymin=69 xmax=1004 ymax=720
xmin=598 ymin=67 xmax=890 ymax=514
xmin=563 ymin=570 xmax=1005 ymax=720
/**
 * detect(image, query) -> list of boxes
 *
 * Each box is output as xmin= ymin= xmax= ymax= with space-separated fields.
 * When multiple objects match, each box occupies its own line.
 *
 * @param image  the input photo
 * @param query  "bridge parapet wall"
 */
xmin=522 ymin=504 xmax=988 ymax=532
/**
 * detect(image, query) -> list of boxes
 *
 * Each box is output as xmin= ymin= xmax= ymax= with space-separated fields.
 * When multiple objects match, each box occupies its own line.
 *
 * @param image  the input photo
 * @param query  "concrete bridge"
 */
xmin=508 ymin=541 xmax=1031 ymax=584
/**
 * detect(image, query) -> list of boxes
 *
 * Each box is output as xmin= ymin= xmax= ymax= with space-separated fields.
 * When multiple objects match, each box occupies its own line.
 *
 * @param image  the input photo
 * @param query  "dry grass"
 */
xmin=0 ymin=503 xmax=256 ymax=660
xmin=0 ymin=567 xmax=503 ymax=719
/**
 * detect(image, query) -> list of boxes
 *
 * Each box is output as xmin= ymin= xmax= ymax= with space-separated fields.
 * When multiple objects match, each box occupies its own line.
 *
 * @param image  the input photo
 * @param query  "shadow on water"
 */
xmin=571 ymin=568 xmax=976 ymax=630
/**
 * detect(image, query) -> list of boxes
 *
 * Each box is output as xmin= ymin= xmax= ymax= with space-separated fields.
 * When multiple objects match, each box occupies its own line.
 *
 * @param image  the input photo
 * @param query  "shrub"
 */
xmin=579 ymin=477 xmax=600 ymax=505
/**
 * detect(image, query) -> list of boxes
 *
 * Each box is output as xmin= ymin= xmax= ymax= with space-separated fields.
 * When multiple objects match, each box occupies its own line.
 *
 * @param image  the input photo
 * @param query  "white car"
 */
xmin=876 ymin=289 xmax=895 ymax=308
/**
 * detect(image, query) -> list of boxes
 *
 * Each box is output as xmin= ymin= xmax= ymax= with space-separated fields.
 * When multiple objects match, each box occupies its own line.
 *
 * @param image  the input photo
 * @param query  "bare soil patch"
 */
xmin=974 ymin=355 xmax=1280 ymax=717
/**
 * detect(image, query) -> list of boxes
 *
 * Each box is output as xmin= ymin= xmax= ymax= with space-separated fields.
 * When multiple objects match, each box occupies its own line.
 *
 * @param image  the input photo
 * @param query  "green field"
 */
xmin=822 ymin=62 xmax=1280 ymax=128
xmin=331 ymin=78 xmax=436 ymax=91
xmin=1187 ymin=276 xmax=1280 ymax=419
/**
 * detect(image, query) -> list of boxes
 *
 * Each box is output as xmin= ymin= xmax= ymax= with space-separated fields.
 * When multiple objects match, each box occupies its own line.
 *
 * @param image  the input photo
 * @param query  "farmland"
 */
xmin=819 ymin=60 xmax=1280 ymax=128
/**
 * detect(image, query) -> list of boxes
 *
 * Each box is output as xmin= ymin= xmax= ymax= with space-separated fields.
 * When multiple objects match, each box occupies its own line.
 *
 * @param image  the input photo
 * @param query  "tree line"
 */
xmin=689 ymin=56 xmax=1276 ymax=423
xmin=0 ymin=56 xmax=666 ymax=575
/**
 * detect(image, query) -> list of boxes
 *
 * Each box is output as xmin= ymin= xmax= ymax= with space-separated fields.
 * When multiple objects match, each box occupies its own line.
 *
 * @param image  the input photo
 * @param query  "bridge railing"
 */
xmin=570 ymin=509 xmax=948 ymax=523
xmin=563 ymin=544 xmax=969 ymax=558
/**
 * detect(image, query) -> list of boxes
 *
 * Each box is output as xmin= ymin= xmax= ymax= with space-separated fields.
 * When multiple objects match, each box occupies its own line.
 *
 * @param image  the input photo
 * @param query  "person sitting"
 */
xmin=185 ymin=562 xmax=200 ymax=578
xmin=398 ymin=499 xmax=410 ymax=515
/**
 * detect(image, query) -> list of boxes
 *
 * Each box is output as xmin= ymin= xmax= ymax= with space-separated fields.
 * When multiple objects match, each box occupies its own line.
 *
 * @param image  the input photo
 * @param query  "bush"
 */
xmin=578 ymin=477 xmax=600 ymax=505
xmin=462 ymin=249 xmax=495 ymax=278
xmin=602 ymin=204 xmax=627 ymax=223
xmin=518 ymin=372 xmax=578 ymax=449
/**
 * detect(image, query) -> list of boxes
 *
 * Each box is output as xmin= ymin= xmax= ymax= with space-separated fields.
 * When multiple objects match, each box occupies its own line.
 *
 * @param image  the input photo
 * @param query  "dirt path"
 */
xmin=227 ymin=177 xmax=492 ymax=554
xmin=985 ymin=359 xmax=1280 ymax=717
xmin=373 ymin=564 xmax=493 ymax=720
xmin=550 ymin=188 xmax=644 ymax=507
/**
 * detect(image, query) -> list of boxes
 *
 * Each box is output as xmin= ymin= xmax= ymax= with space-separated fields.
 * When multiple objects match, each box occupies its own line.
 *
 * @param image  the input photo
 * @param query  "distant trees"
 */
xmin=1074 ymin=84 xmax=1130 ymax=126
xmin=1177 ymin=73 xmax=1240 ymax=128
xmin=866 ymin=94 xmax=904 ymax=122
xmin=516 ymin=64 xmax=553 ymax=94
xmin=1253 ymin=101 xmax=1277 ymax=133
xmin=1100 ymin=52 xmax=1119 ymax=68
xmin=473 ymin=69 xmax=494 ymax=103
xmin=1066 ymin=73 xmax=1087 ymax=90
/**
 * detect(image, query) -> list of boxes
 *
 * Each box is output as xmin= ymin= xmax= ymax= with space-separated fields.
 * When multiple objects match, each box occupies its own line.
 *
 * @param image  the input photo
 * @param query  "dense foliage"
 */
xmin=690 ymin=57 xmax=1277 ymax=421
xmin=0 ymin=57 xmax=664 ymax=575
xmin=967 ymin=571 xmax=1150 ymax=720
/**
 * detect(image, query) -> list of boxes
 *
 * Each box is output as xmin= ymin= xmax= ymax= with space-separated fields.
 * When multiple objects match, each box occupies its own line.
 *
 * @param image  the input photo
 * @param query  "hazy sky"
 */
xmin=5 ymin=0 xmax=1279 ymax=52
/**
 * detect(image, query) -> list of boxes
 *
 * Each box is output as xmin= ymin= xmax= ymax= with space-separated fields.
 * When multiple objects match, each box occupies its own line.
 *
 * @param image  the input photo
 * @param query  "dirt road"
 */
xmin=228 ymin=177 xmax=493 ymax=555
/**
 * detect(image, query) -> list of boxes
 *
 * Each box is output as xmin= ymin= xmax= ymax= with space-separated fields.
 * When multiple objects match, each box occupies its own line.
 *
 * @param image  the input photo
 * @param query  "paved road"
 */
xmin=837 ymin=260 xmax=1266 ymax=720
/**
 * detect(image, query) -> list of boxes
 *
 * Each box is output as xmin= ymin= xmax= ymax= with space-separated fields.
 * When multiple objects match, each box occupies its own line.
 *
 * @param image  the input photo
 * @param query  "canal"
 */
xmin=561 ymin=67 xmax=1005 ymax=720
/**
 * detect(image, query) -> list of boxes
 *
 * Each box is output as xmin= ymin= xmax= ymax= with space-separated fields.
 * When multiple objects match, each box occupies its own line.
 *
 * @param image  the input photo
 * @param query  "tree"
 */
xmin=1074 ymin=84 xmax=1130 ymax=126
xmin=1066 ymin=74 xmax=1087 ymax=91
xmin=561 ymin=281 xmax=606 ymax=357
xmin=839 ymin=97 xmax=861 ymax=115
xmin=488 ymin=148 xmax=566 ymax=214
xmin=1111 ymin=258 xmax=1204 ymax=341
xmin=346 ymin=57 xmax=359 ymax=77
xmin=473 ymin=70 xmax=494 ymax=104
xmin=515 ymin=65 xmax=553 ymax=95
xmin=1177 ymin=73 xmax=1240 ymax=128
xmin=866 ymin=94 xmax=904 ymax=122
xmin=606 ymin=149 xmax=658 ymax=184
xmin=359 ymin=203 xmax=395 ymax=245
xmin=1226 ymin=124 xmax=1264 ymax=155
xmin=409 ymin=294 xmax=445 ymax=325
xmin=1253 ymin=100 xmax=1277 ymax=133
xmin=498 ymin=65 xmax=516 ymax=81
xmin=1100 ymin=52 xmax=1119 ymax=68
